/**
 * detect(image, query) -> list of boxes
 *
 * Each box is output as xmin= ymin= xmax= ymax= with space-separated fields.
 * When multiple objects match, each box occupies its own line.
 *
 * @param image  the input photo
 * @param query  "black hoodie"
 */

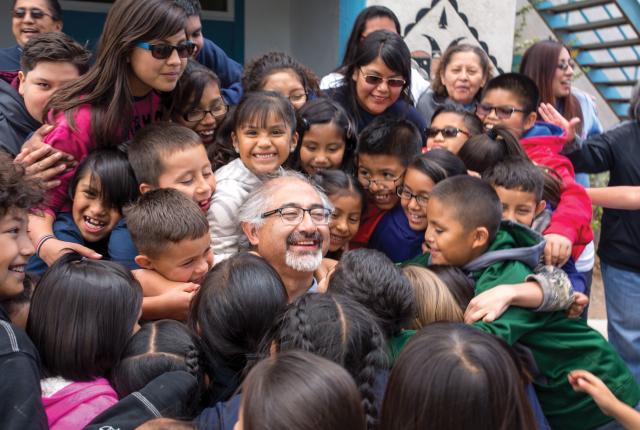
xmin=0 ymin=72 xmax=40 ymax=156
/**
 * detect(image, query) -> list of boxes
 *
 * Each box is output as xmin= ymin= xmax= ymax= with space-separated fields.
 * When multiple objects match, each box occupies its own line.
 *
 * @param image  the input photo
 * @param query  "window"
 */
xmin=59 ymin=0 xmax=234 ymax=21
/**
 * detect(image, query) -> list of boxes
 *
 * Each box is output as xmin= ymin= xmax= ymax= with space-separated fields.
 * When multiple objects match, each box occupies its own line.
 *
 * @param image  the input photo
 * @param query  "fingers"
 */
xmin=67 ymin=243 xmax=102 ymax=260
xmin=574 ymin=292 xmax=590 ymax=306
xmin=24 ymin=150 xmax=66 ymax=175
xmin=19 ymin=145 xmax=56 ymax=169
xmin=544 ymin=241 xmax=554 ymax=266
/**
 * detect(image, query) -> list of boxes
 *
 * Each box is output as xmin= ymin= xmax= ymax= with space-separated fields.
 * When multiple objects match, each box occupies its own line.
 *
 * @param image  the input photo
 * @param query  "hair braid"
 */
xmin=356 ymin=324 xmax=386 ymax=430
xmin=185 ymin=345 xmax=200 ymax=377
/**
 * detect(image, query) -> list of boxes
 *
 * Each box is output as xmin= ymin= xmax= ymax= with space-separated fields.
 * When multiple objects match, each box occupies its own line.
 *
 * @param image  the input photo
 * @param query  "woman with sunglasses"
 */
xmin=28 ymin=0 xmax=193 ymax=267
xmin=0 ymin=0 xmax=63 ymax=70
xmin=417 ymin=44 xmax=492 ymax=128
xmin=520 ymin=40 xmax=603 ymax=188
xmin=326 ymin=30 xmax=427 ymax=141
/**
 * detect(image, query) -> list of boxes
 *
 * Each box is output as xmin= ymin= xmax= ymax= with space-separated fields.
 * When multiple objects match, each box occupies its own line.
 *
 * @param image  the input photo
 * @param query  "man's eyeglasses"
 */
xmin=426 ymin=126 xmax=470 ymax=139
xmin=135 ymin=41 xmax=195 ymax=60
xmin=396 ymin=186 xmax=430 ymax=206
xmin=261 ymin=206 xmax=332 ymax=226
xmin=476 ymin=103 xmax=527 ymax=120
xmin=13 ymin=7 xmax=53 ymax=19
xmin=357 ymin=171 xmax=405 ymax=189
xmin=359 ymin=69 xmax=406 ymax=88
xmin=557 ymin=61 xmax=576 ymax=71
xmin=183 ymin=100 xmax=228 ymax=122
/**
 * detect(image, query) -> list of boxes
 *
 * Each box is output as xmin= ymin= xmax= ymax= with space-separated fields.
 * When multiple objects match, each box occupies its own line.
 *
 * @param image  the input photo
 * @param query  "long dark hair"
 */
xmin=519 ymin=40 xmax=583 ymax=135
xmin=188 ymin=253 xmax=288 ymax=402
xmin=344 ymin=30 xmax=413 ymax=117
xmin=340 ymin=5 xmax=401 ymax=68
xmin=457 ymin=125 xmax=527 ymax=173
xmin=45 ymin=0 xmax=187 ymax=148
xmin=408 ymin=148 xmax=467 ymax=183
xmin=241 ymin=350 xmax=366 ymax=430
xmin=380 ymin=323 xmax=538 ymax=430
xmin=270 ymin=293 xmax=387 ymax=430
xmin=27 ymin=253 xmax=142 ymax=381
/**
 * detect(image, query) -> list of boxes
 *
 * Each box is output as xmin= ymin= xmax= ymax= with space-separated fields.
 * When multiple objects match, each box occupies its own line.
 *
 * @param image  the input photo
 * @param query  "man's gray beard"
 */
xmin=285 ymin=249 xmax=323 ymax=272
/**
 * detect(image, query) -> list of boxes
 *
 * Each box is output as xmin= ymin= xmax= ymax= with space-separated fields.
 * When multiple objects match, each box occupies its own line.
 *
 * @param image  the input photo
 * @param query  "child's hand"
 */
xmin=39 ymin=237 xmax=102 ymax=266
xmin=464 ymin=284 xmax=516 ymax=324
xmin=566 ymin=292 xmax=589 ymax=319
xmin=315 ymin=257 xmax=338 ymax=293
xmin=543 ymin=233 xmax=572 ymax=267
xmin=158 ymin=283 xmax=199 ymax=321
xmin=568 ymin=370 xmax=619 ymax=416
xmin=538 ymin=103 xmax=581 ymax=143
xmin=15 ymin=125 xmax=75 ymax=190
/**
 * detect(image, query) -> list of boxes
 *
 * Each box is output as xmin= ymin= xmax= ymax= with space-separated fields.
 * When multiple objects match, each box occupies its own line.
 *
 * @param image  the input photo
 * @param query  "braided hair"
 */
xmin=328 ymin=248 xmax=415 ymax=339
xmin=111 ymin=320 xmax=204 ymax=415
xmin=272 ymin=293 xmax=388 ymax=430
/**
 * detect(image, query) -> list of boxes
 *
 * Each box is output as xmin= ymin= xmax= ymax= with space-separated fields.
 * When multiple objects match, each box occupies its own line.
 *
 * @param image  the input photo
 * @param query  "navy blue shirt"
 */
xmin=0 ymin=46 xmax=21 ymax=72
xmin=196 ymin=38 xmax=243 ymax=105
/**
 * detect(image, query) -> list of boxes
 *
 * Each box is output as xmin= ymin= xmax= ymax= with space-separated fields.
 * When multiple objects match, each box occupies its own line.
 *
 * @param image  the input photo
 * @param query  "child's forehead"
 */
xmin=0 ymin=207 xmax=28 ymax=224
xmin=357 ymin=153 xmax=404 ymax=171
xmin=238 ymin=111 xmax=289 ymax=129
xmin=494 ymin=185 xmax=538 ymax=205
xmin=481 ymin=88 xmax=525 ymax=108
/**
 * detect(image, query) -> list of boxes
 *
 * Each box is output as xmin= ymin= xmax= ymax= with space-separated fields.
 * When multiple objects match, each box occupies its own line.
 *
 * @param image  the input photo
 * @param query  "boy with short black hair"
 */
xmin=352 ymin=115 xmax=422 ymax=261
xmin=125 ymin=188 xmax=213 ymax=320
xmin=0 ymin=32 xmax=90 ymax=155
xmin=0 ymin=152 xmax=48 ymax=428
xmin=477 ymin=73 xmax=594 ymax=278
xmin=425 ymin=175 xmax=640 ymax=430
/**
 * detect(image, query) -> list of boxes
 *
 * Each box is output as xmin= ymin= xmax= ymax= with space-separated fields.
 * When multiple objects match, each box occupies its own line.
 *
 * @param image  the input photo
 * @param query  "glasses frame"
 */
xmin=396 ymin=186 xmax=430 ymax=206
xmin=261 ymin=205 xmax=333 ymax=226
xmin=135 ymin=41 xmax=195 ymax=60
xmin=13 ymin=7 xmax=53 ymax=19
xmin=287 ymin=91 xmax=308 ymax=105
xmin=475 ymin=104 xmax=527 ymax=120
xmin=358 ymin=69 xmax=406 ymax=88
xmin=557 ymin=61 xmax=576 ymax=71
xmin=182 ymin=101 xmax=228 ymax=122
xmin=426 ymin=126 xmax=470 ymax=139
xmin=357 ymin=171 xmax=405 ymax=190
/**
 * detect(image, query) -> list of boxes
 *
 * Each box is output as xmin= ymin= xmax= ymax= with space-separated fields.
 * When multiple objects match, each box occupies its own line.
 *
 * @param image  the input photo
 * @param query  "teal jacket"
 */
xmin=469 ymin=222 xmax=640 ymax=430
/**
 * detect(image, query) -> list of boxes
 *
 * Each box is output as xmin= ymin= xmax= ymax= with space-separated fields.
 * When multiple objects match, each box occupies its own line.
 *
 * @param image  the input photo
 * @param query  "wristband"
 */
xmin=36 ymin=234 xmax=55 ymax=257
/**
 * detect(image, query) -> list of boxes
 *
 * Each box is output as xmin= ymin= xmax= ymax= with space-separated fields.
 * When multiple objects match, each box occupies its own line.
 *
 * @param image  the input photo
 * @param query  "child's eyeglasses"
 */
xmin=13 ymin=7 xmax=52 ymax=19
xmin=557 ymin=61 xmax=575 ymax=71
xmin=426 ymin=127 xmax=470 ymax=139
xmin=475 ymin=103 xmax=527 ymax=119
xmin=183 ymin=101 xmax=228 ymax=122
xmin=359 ymin=69 xmax=406 ymax=88
xmin=135 ymin=41 xmax=195 ymax=60
xmin=396 ymin=186 xmax=430 ymax=206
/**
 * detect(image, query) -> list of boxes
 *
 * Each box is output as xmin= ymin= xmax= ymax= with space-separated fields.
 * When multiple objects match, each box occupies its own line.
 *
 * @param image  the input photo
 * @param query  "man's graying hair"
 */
xmin=238 ymin=170 xmax=332 ymax=228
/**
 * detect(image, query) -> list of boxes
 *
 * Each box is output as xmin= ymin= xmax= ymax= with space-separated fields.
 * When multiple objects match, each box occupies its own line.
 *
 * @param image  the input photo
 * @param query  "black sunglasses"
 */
xmin=13 ymin=7 xmax=53 ymax=19
xmin=135 ymin=41 xmax=195 ymax=60
xmin=426 ymin=126 xmax=470 ymax=139
xmin=475 ymin=103 xmax=527 ymax=120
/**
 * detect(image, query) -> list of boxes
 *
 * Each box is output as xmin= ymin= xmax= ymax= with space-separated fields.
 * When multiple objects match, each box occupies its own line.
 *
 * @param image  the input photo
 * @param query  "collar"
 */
xmin=307 ymin=277 xmax=319 ymax=293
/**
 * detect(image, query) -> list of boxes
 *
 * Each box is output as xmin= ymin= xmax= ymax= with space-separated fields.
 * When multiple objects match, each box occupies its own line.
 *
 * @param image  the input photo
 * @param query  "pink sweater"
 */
xmin=43 ymin=92 xmax=161 ymax=215
xmin=42 ymin=377 xmax=118 ymax=429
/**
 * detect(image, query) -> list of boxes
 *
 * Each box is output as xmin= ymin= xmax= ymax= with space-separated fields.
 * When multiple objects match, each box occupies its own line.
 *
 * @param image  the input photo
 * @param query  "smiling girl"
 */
xmin=29 ymin=0 xmax=192 ymax=267
xmin=26 ymin=149 xmax=139 ymax=275
xmin=208 ymin=91 xmax=298 ymax=262
xmin=327 ymin=30 xmax=426 ymax=140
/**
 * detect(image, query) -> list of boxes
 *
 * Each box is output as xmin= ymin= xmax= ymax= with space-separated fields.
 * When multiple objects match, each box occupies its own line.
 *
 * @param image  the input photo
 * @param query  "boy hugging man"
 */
xmin=424 ymin=175 xmax=639 ymax=430
xmin=351 ymin=115 xmax=423 ymax=262
xmin=126 ymin=188 xmax=213 ymax=321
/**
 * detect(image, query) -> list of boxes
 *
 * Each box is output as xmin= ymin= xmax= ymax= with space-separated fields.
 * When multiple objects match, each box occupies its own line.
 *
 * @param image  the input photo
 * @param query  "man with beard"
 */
xmin=239 ymin=171 xmax=333 ymax=301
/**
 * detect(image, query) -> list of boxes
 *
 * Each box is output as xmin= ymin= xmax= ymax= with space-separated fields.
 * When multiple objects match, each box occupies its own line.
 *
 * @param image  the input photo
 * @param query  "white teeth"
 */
xmin=199 ymin=130 xmax=214 ymax=136
xmin=9 ymin=265 xmax=24 ymax=273
xmin=84 ymin=216 xmax=106 ymax=227
xmin=253 ymin=153 xmax=275 ymax=159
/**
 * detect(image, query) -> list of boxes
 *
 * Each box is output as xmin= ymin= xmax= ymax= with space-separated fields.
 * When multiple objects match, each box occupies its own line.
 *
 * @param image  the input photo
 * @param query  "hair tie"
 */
xmin=486 ymin=127 xmax=499 ymax=140
xmin=300 ymin=116 xmax=310 ymax=130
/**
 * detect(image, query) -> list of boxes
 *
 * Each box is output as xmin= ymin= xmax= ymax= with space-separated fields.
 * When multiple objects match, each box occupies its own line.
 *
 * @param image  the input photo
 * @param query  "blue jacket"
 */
xmin=26 ymin=213 xmax=139 ymax=275
xmin=196 ymin=38 xmax=243 ymax=105
xmin=369 ymin=205 xmax=424 ymax=263
xmin=0 ymin=45 xmax=21 ymax=72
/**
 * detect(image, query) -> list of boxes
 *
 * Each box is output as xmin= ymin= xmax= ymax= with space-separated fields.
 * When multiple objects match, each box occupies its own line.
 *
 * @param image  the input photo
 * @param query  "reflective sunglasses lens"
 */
xmin=442 ymin=127 xmax=460 ymax=138
xmin=13 ymin=8 xmax=27 ymax=18
xmin=31 ymin=9 xmax=46 ymax=19
xmin=364 ymin=75 xmax=383 ymax=85
xmin=387 ymin=79 xmax=405 ymax=88
xmin=150 ymin=44 xmax=173 ymax=59
xmin=476 ymin=104 xmax=491 ymax=116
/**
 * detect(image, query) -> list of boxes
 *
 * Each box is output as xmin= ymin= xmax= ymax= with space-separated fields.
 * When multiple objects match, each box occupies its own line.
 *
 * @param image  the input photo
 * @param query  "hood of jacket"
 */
xmin=462 ymin=220 xmax=545 ymax=273
xmin=521 ymin=121 xmax=567 ymax=156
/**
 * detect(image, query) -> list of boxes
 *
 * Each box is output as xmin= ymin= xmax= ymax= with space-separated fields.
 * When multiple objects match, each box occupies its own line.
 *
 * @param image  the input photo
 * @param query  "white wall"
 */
xmin=244 ymin=0 xmax=340 ymax=77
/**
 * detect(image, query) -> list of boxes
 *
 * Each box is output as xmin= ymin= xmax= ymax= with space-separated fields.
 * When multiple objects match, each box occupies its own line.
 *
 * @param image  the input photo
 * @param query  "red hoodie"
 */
xmin=521 ymin=122 xmax=593 ymax=260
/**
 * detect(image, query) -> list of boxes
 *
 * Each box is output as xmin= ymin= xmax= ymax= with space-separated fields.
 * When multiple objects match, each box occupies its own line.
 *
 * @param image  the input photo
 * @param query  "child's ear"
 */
xmin=231 ymin=131 xmax=239 ymax=153
xmin=134 ymin=254 xmax=154 ymax=270
xmin=524 ymin=111 xmax=537 ymax=131
xmin=139 ymin=183 xmax=153 ymax=195
xmin=535 ymin=200 xmax=547 ymax=217
xmin=290 ymin=131 xmax=299 ymax=153
xmin=471 ymin=226 xmax=490 ymax=250
xmin=17 ymin=71 xmax=25 ymax=96
xmin=53 ymin=21 xmax=63 ymax=32
xmin=241 ymin=222 xmax=260 ymax=246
